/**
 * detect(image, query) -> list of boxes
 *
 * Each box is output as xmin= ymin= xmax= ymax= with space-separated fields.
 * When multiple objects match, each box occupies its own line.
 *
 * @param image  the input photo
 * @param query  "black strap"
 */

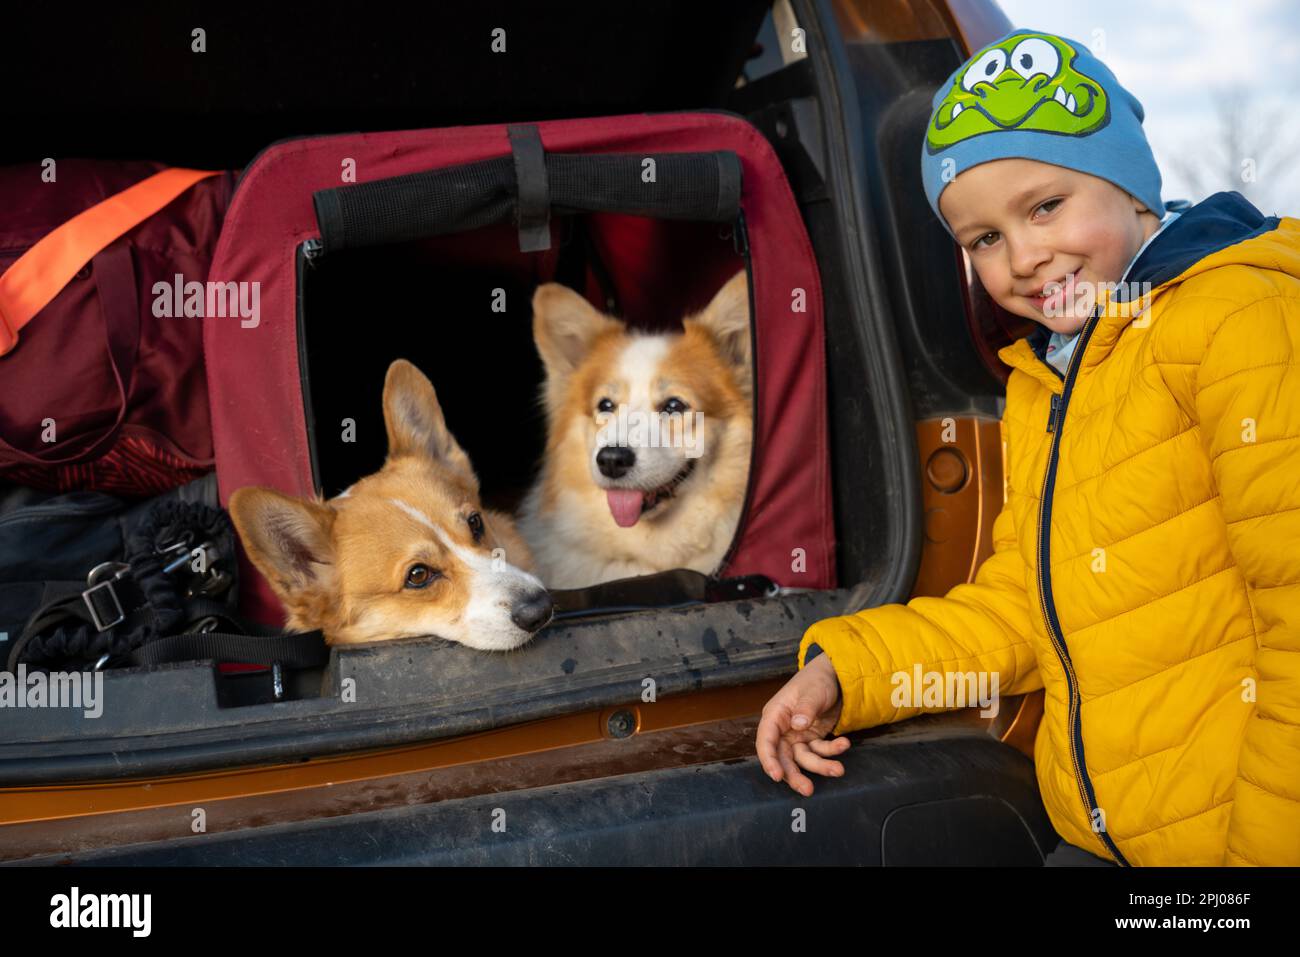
xmin=131 ymin=629 xmax=328 ymax=669
xmin=508 ymin=124 xmax=551 ymax=253
xmin=550 ymin=569 xmax=775 ymax=619
xmin=712 ymin=151 xmax=743 ymax=224
xmin=7 ymin=576 xmax=146 ymax=673
xmin=11 ymin=588 xmax=327 ymax=672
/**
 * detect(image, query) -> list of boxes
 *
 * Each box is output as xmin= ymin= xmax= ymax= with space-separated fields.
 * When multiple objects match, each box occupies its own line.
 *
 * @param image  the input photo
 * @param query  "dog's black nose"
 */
xmin=511 ymin=590 xmax=554 ymax=633
xmin=597 ymin=445 xmax=636 ymax=478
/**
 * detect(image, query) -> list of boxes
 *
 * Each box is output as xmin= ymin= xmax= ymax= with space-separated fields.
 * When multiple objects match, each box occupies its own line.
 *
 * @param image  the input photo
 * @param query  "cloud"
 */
xmin=995 ymin=0 xmax=1300 ymax=210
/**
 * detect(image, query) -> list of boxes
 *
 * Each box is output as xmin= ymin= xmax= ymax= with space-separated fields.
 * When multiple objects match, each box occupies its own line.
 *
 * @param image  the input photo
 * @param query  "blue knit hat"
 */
xmin=920 ymin=28 xmax=1164 ymax=235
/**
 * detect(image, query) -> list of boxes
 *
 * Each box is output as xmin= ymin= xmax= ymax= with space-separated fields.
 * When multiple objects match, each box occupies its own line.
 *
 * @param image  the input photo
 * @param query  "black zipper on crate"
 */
xmin=731 ymin=208 xmax=750 ymax=257
xmin=294 ymin=242 xmax=324 ymax=496
xmin=710 ymin=209 xmax=768 ymax=595
xmin=1034 ymin=305 xmax=1130 ymax=867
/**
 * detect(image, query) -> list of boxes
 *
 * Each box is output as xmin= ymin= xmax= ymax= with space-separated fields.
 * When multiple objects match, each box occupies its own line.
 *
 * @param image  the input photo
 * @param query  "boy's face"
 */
xmin=939 ymin=158 xmax=1159 ymax=335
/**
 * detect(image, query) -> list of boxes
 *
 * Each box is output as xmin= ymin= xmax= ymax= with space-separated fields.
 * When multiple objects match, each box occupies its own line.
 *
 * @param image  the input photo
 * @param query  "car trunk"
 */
xmin=2 ymin=1 xmax=929 ymax=790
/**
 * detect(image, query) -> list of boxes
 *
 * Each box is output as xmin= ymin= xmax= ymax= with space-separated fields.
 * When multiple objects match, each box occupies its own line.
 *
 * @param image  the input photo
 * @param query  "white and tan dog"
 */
xmin=229 ymin=360 xmax=552 ymax=650
xmin=519 ymin=270 xmax=753 ymax=588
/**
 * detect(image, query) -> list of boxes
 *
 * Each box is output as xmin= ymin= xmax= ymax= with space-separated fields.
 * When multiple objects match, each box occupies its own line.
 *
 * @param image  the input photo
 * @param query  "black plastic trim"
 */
xmin=797 ymin=0 xmax=923 ymax=604
xmin=0 ymin=590 xmax=848 ymax=786
xmin=14 ymin=732 xmax=1056 ymax=866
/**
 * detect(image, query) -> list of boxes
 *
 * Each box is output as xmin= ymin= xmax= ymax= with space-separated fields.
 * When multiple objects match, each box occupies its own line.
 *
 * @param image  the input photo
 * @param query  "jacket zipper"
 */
xmin=1034 ymin=306 xmax=1131 ymax=867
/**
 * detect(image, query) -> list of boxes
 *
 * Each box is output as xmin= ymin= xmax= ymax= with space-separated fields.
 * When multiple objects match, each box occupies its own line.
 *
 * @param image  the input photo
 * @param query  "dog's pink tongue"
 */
xmin=606 ymin=489 xmax=645 ymax=527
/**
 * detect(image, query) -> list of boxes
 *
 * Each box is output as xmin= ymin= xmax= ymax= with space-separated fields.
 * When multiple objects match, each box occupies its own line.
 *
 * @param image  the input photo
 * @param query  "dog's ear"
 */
xmin=228 ymin=487 xmax=337 ymax=599
xmin=531 ymin=283 xmax=621 ymax=379
xmin=688 ymin=270 xmax=752 ymax=394
xmin=382 ymin=359 xmax=475 ymax=479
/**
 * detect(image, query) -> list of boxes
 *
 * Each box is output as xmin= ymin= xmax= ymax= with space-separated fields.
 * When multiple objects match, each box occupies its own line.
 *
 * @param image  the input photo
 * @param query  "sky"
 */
xmin=996 ymin=0 xmax=1300 ymax=215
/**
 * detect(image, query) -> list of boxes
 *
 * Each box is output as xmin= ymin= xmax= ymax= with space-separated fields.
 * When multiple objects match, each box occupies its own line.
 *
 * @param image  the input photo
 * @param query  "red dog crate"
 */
xmin=203 ymin=112 xmax=835 ymax=625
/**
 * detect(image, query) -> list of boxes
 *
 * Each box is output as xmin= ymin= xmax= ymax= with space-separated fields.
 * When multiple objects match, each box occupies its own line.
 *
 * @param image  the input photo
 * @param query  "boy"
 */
xmin=756 ymin=28 xmax=1300 ymax=866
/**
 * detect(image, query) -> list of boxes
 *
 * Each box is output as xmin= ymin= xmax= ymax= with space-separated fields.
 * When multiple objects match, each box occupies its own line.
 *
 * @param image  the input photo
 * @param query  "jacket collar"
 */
xmin=997 ymin=191 xmax=1281 ymax=385
xmin=1121 ymin=191 xmax=1279 ymax=292
xmin=999 ymin=334 xmax=1066 ymax=393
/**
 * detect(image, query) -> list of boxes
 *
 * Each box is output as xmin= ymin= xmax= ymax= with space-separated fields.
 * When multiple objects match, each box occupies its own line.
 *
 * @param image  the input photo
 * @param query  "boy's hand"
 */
xmin=756 ymin=653 xmax=852 ymax=796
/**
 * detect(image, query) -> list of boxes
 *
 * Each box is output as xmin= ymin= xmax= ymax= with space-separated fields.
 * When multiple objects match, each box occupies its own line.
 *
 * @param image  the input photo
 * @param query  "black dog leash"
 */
xmin=8 ymin=498 xmax=326 ymax=674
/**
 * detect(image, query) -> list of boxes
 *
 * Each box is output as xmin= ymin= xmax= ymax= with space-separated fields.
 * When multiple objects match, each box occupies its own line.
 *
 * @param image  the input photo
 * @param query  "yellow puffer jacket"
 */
xmin=799 ymin=193 xmax=1300 ymax=866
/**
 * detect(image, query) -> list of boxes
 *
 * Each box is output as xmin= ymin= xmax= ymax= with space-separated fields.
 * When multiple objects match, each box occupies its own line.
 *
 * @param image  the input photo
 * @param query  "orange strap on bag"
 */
xmin=0 ymin=167 xmax=220 ymax=356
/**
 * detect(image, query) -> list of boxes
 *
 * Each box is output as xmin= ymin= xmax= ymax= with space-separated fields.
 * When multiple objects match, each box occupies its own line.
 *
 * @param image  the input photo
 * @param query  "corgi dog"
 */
xmin=229 ymin=359 xmax=553 ymax=650
xmin=518 ymin=270 xmax=753 ymax=589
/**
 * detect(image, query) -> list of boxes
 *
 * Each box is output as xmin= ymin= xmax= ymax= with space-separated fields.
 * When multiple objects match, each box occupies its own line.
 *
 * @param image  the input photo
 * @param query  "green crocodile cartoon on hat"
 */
xmin=926 ymin=33 xmax=1110 ymax=153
